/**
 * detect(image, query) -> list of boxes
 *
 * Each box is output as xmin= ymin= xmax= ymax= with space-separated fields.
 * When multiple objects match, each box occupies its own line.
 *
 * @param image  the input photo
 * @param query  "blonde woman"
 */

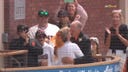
xmin=104 ymin=9 xmax=128 ymax=71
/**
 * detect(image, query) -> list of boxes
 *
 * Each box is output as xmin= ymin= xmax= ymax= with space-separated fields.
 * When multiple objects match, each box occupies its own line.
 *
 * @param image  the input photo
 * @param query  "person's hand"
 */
xmin=105 ymin=27 xmax=111 ymax=35
xmin=115 ymin=27 xmax=120 ymax=36
xmin=74 ymin=14 xmax=80 ymax=20
xmin=40 ymin=59 xmax=48 ymax=66
xmin=21 ymin=32 xmax=29 ymax=45
xmin=24 ymin=33 xmax=29 ymax=43
xmin=23 ymin=37 xmax=29 ymax=46
xmin=62 ymin=57 xmax=74 ymax=65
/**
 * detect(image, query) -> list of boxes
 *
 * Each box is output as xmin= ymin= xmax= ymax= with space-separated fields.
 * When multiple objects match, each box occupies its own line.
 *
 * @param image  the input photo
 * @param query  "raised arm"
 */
xmin=54 ymin=0 xmax=65 ymax=23
xmin=75 ymin=0 xmax=88 ymax=30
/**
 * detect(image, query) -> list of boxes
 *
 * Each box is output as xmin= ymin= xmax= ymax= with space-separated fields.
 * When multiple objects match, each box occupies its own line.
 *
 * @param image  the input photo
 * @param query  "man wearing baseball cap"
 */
xmin=57 ymin=9 xmax=70 ymax=28
xmin=10 ymin=24 xmax=43 ymax=67
xmin=28 ymin=9 xmax=60 ymax=39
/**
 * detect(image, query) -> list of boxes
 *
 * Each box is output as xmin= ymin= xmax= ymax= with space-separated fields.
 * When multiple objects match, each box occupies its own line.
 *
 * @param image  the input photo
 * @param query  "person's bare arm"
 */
xmin=75 ymin=0 xmax=88 ymax=30
xmin=104 ymin=28 xmax=111 ymax=53
xmin=62 ymin=57 xmax=74 ymax=65
xmin=53 ymin=0 xmax=64 ymax=23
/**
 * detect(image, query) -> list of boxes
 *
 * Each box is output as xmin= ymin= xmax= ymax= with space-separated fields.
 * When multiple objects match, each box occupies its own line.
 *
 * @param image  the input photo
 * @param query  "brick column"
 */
xmin=119 ymin=0 xmax=128 ymax=24
xmin=0 ymin=0 xmax=4 ymax=68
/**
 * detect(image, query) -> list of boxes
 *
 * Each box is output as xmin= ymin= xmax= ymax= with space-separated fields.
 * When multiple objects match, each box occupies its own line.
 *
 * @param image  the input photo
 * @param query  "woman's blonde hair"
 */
xmin=55 ymin=26 xmax=70 ymax=49
xmin=111 ymin=9 xmax=124 ymax=24
xmin=57 ymin=26 xmax=70 ymax=42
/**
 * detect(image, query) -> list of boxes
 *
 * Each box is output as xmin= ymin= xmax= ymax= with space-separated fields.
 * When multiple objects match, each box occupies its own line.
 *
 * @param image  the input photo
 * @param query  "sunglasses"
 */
xmin=38 ymin=11 xmax=49 ymax=17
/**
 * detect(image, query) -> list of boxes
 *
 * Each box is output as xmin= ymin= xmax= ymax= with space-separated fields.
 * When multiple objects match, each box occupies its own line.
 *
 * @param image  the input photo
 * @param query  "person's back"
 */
xmin=55 ymin=27 xmax=83 ymax=65
xmin=57 ymin=41 xmax=83 ymax=61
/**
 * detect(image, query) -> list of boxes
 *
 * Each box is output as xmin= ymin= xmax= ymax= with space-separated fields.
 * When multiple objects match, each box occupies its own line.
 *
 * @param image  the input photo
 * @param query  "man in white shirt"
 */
xmin=55 ymin=27 xmax=84 ymax=65
xmin=28 ymin=9 xmax=59 ymax=39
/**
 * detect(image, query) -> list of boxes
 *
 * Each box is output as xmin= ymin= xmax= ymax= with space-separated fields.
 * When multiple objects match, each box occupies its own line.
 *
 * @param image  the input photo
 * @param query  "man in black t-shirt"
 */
xmin=10 ymin=24 xmax=43 ymax=67
xmin=70 ymin=20 xmax=95 ymax=64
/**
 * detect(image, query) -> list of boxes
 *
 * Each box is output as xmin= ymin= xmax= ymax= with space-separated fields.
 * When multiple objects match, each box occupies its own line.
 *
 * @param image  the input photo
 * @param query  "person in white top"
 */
xmin=55 ymin=27 xmax=84 ymax=65
xmin=40 ymin=42 xmax=54 ymax=66
xmin=28 ymin=9 xmax=59 ymax=39
xmin=35 ymin=30 xmax=54 ymax=66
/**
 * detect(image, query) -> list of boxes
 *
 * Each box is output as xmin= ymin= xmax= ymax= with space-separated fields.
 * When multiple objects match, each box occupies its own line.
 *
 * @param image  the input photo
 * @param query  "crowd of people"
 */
xmin=9 ymin=0 xmax=127 ymax=72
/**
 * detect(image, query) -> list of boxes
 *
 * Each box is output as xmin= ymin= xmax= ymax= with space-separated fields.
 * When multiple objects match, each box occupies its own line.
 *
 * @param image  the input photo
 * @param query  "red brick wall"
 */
xmin=4 ymin=0 xmax=119 ymax=52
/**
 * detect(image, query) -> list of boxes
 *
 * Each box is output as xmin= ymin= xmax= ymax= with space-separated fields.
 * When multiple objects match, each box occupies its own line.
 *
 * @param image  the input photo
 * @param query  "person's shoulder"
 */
xmin=43 ymin=42 xmax=54 ymax=49
xmin=120 ymin=24 xmax=128 ymax=27
xmin=69 ymin=42 xmax=80 ymax=50
xmin=29 ymin=24 xmax=38 ymax=30
xmin=83 ymin=34 xmax=89 ymax=39
xmin=119 ymin=24 xmax=128 ymax=29
xmin=48 ymin=23 xmax=60 ymax=29
xmin=80 ymin=32 xmax=89 ymax=40
xmin=67 ymin=41 xmax=78 ymax=47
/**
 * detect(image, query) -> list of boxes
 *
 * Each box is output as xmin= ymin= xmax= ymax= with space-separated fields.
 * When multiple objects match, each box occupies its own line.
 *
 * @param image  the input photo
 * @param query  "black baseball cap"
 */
xmin=57 ymin=9 xmax=69 ymax=17
xmin=17 ymin=24 xmax=29 ymax=33
xmin=35 ymin=30 xmax=47 ymax=38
